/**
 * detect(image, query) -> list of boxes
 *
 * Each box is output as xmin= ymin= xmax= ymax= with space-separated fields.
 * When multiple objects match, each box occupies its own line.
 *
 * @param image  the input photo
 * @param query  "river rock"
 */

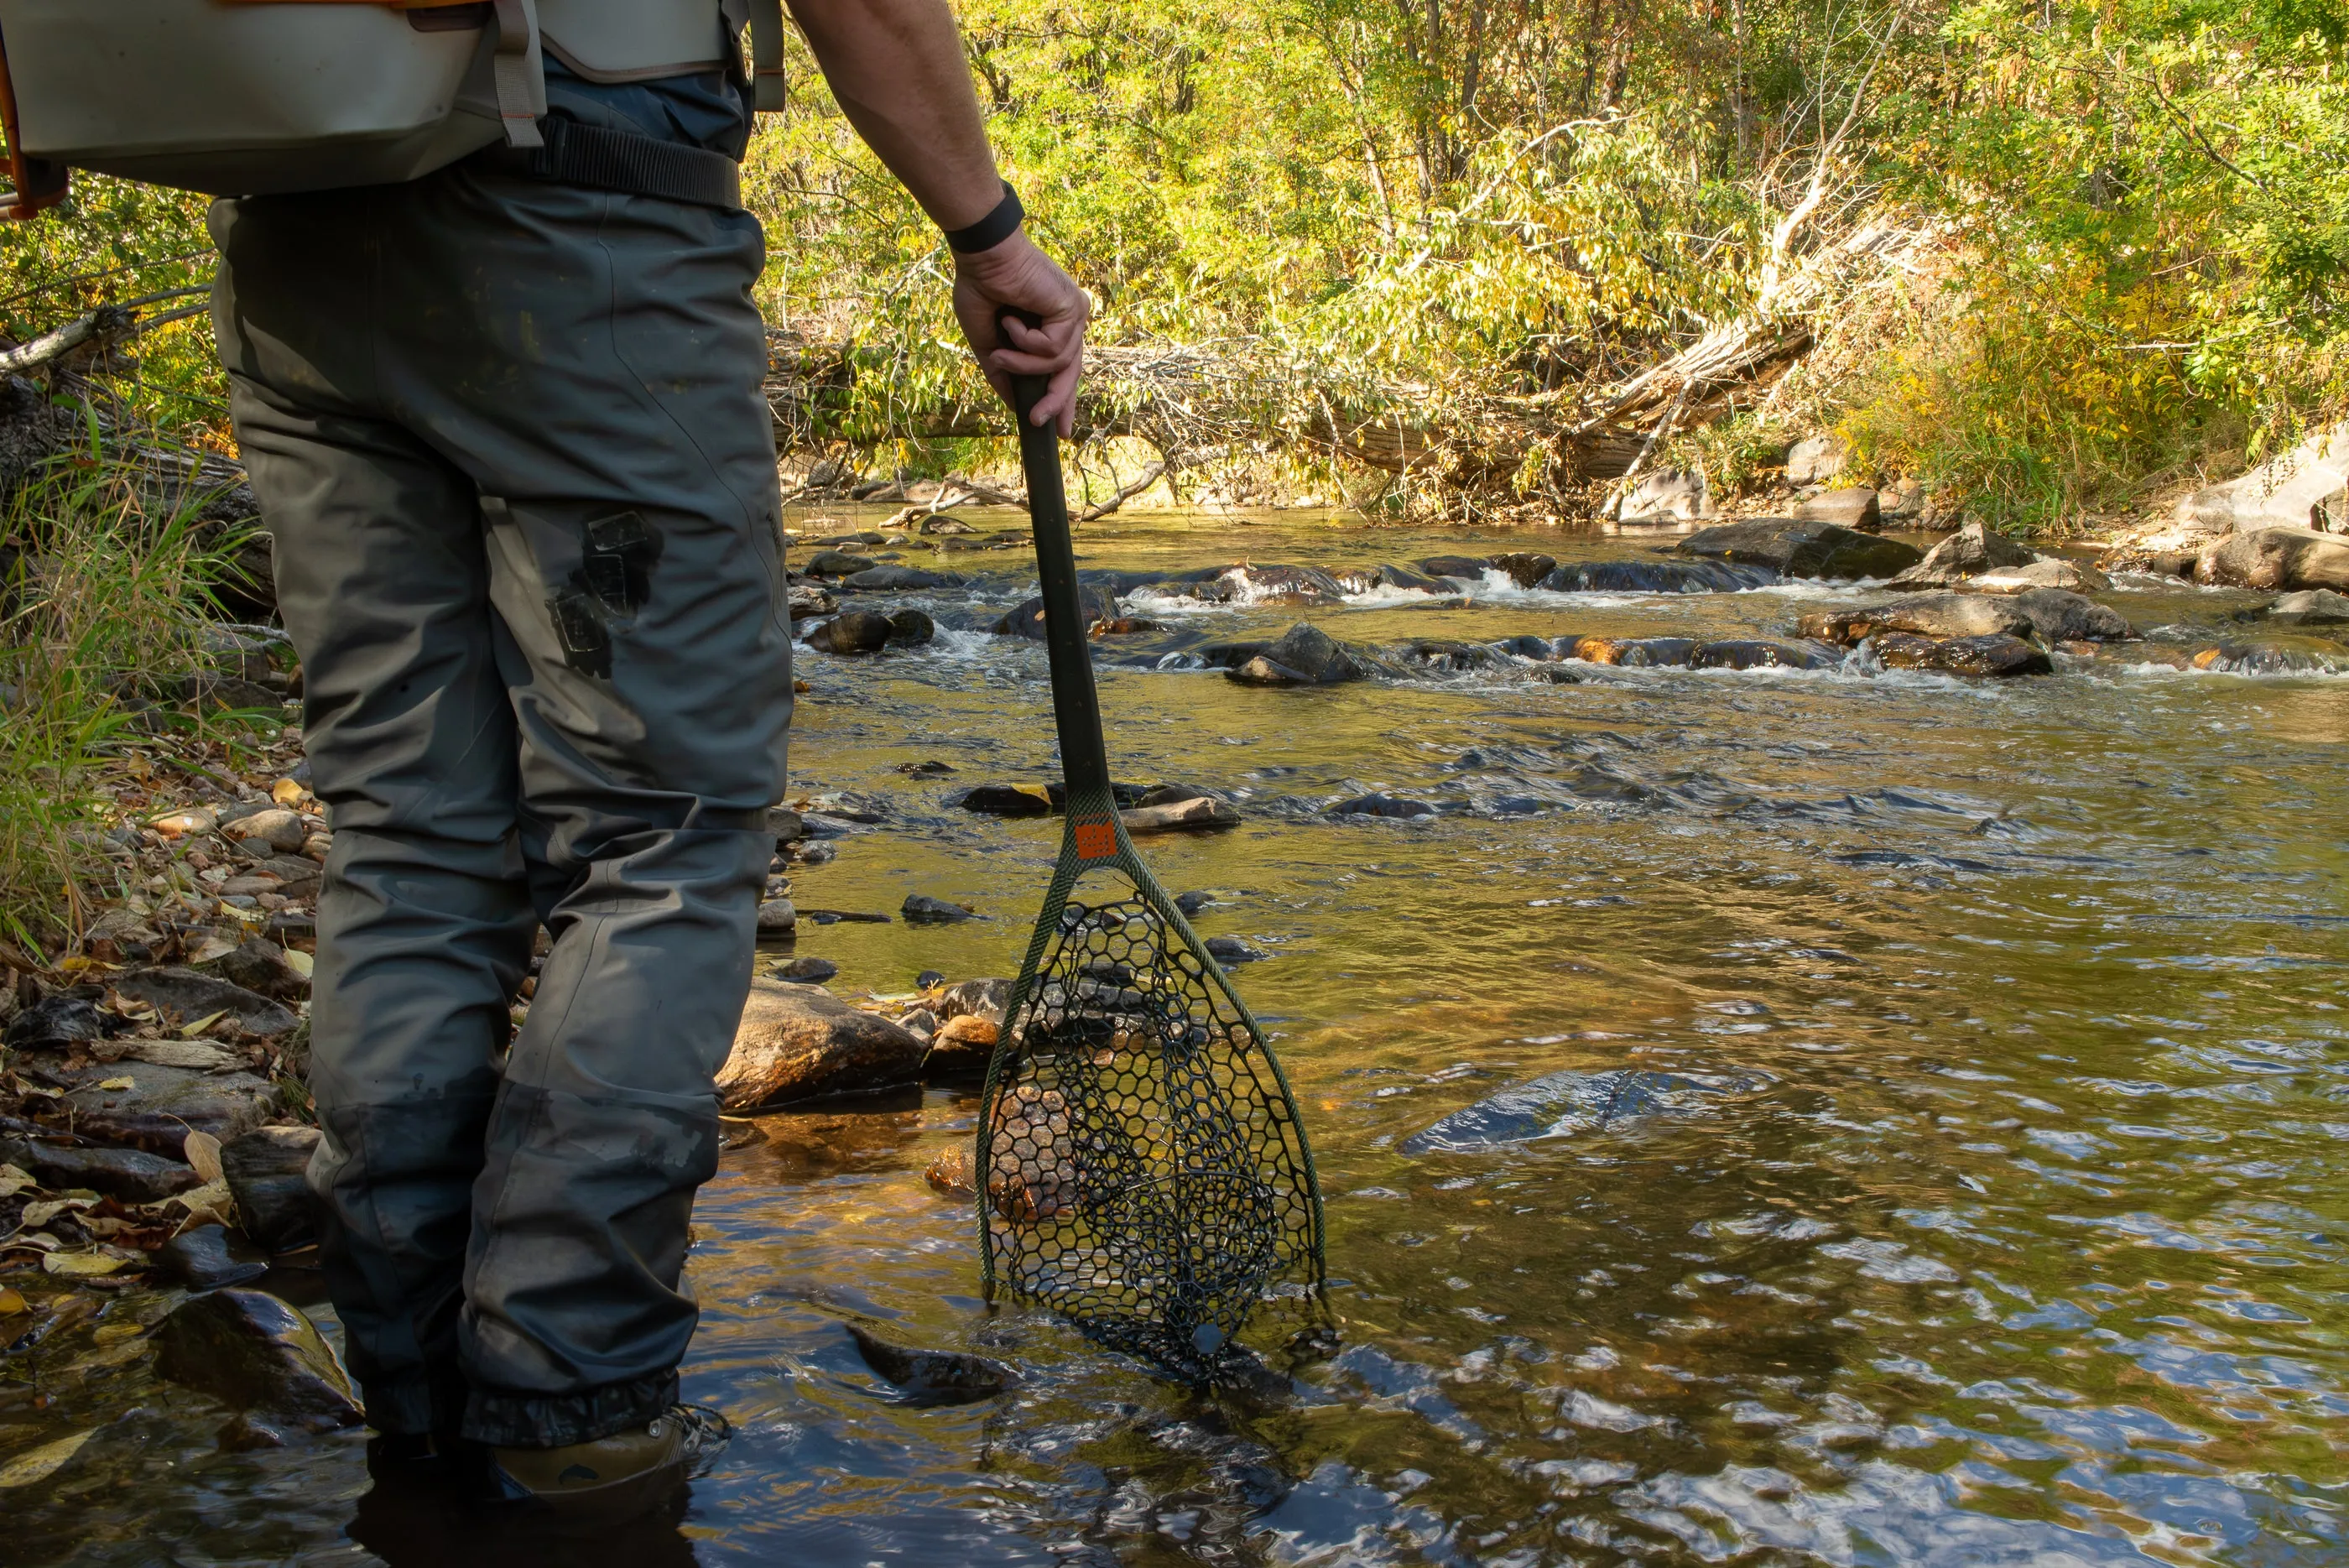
xmin=1966 ymin=557 xmax=2109 ymax=594
xmin=155 ymin=1222 xmax=271 ymax=1290
xmin=45 ymin=1063 xmax=274 ymax=1156
xmin=154 ymin=1287 xmax=362 ymax=1432
xmin=924 ymin=1143 xmax=977 ymax=1198
xmin=845 ymin=1323 xmax=1019 ymax=1406
xmin=1416 ymin=555 xmax=1491 ymax=581
xmin=787 ymin=583 xmax=837 ymax=621
xmin=935 ymin=977 xmax=1011 ymax=1026
xmin=959 ymin=783 xmax=1055 ymax=816
xmin=1870 ymin=632 xmax=2053 ymax=677
xmin=2266 ymin=588 xmax=2349 ymax=625
xmin=1396 ymin=639 xmax=1511 ymax=673
xmin=221 ymin=1126 xmax=320 ymax=1252
xmin=1402 ymin=1067 xmax=1775 ymax=1152
xmin=903 ymin=894 xmax=977 ymax=924
xmin=0 ymin=1134 xmax=202 ymax=1203
xmin=112 ymin=968 xmax=299 ymax=1039
xmin=2172 ymin=424 xmax=2347 ymax=536
xmin=3 ymin=992 xmax=104 ymax=1049
xmin=841 ymin=565 xmax=956 ymax=592
xmin=224 ymin=808 xmax=307 ymax=854
xmin=996 ymin=584 xmax=1120 ymax=638
xmin=756 ymin=898 xmax=798 ymax=935
xmin=1206 ymin=935 xmax=1266 ymax=963
xmin=1375 ymin=563 xmax=1448 ymax=593
xmin=804 ymin=550 xmax=878 ymax=577
xmin=1569 ymin=636 xmax=1697 ymax=667
xmin=1539 ymin=560 xmax=1773 ymax=594
xmin=1230 ymin=655 xmax=1310 ymax=686
xmin=2007 ymin=587 xmax=2134 ymax=643
xmin=1221 ymin=563 xmax=1351 ymax=604
xmin=922 ymin=1013 xmax=997 ymax=1079
xmin=1122 ymin=795 xmax=1241 ymax=834
xmin=1225 ymin=623 xmax=1384 ymax=686
xmin=204 ymin=938 xmax=310 ymax=1003
xmin=2195 ymin=526 xmax=2349 ymax=591
xmin=717 ymin=979 xmax=928 ymax=1109
xmin=888 ymin=608 xmax=935 ymax=646
xmin=2187 ymin=637 xmax=2349 ymax=675
xmin=768 ymin=956 xmax=838 ymax=984
xmin=805 ymin=610 xmax=893 ymax=655
xmin=1675 ymin=519 xmax=1920 ymax=580
xmin=1615 ymin=468 xmax=1710 ymax=522
xmin=1690 ymin=638 xmax=1843 ymax=671
xmin=1800 ymin=592 xmax=2033 ymax=644
xmin=1785 ymin=433 xmax=1848 ymax=486
xmin=1326 ymin=793 xmax=1436 ymax=818
xmin=1794 ymin=487 xmax=1881 ymax=531
xmin=1488 ymin=551 xmax=1557 ymax=588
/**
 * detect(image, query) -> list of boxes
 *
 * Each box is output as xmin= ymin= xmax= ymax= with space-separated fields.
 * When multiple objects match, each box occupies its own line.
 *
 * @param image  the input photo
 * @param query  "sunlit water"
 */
xmin=7 ymin=512 xmax=2346 ymax=1565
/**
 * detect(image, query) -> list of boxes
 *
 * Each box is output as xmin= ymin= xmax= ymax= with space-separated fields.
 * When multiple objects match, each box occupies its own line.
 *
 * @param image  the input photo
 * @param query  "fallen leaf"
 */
xmin=0 ymin=1430 xmax=95 ymax=1489
xmin=168 ymin=1180 xmax=234 ymax=1227
xmin=187 ymin=935 xmax=239 ymax=966
xmin=91 ymin=1322 xmax=143 ymax=1346
xmin=283 ymin=948 xmax=314 ymax=979
xmin=20 ymin=1198 xmax=96 ymax=1227
xmin=41 ymin=1252 xmax=127 ymax=1277
xmin=0 ymin=1289 xmax=26 ymax=1315
xmin=179 ymin=1008 xmax=229 ymax=1039
xmin=183 ymin=1130 xmax=223 ymax=1185
xmin=2 ymin=1233 xmax=60 ymax=1253
xmin=95 ymin=1076 xmax=134 ymax=1091
xmin=17 ymin=1086 xmax=60 ymax=1100
xmin=271 ymin=778 xmax=305 ymax=806
xmin=0 ymin=1165 xmax=34 ymax=1200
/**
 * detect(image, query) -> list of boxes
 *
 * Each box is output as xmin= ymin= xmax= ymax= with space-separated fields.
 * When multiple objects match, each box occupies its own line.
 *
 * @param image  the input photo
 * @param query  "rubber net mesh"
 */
xmin=980 ymin=880 xmax=1321 ymax=1383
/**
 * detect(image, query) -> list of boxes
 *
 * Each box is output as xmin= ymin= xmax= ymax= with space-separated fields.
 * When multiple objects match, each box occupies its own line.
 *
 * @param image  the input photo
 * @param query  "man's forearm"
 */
xmin=787 ymin=0 xmax=1003 ymax=231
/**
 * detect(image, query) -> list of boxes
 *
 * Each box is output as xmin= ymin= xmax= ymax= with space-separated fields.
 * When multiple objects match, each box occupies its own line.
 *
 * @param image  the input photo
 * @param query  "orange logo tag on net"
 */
xmin=1073 ymin=817 xmax=1117 ymax=860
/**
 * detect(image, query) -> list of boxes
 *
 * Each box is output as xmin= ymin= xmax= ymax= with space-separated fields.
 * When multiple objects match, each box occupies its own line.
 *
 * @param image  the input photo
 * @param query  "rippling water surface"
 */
xmin=8 ymin=512 xmax=2347 ymax=1565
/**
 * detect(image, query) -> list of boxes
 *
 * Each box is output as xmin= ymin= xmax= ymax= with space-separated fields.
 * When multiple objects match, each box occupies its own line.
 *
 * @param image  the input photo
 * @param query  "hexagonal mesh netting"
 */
xmin=977 ymin=852 xmax=1324 ymax=1384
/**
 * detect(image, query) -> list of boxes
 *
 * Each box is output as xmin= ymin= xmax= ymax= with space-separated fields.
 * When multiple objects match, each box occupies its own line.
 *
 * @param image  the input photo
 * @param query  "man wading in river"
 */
xmin=209 ymin=0 xmax=1086 ymax=1513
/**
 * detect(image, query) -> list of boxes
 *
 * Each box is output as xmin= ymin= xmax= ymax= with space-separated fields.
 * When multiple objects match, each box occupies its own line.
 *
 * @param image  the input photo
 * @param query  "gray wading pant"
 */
xmin=210 ymin=164 xmax=792 ymax=1448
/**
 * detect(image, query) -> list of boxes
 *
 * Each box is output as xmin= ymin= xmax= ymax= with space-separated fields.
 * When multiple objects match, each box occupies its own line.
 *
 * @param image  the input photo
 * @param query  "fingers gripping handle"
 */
xmin=1000 ymin=312 xmax=1114 ymax=809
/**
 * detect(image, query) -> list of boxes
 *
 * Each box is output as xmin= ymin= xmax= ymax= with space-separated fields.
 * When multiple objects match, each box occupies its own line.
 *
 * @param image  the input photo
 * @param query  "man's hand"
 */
xmin=952 ymin=232 xmax=1089 ymax=436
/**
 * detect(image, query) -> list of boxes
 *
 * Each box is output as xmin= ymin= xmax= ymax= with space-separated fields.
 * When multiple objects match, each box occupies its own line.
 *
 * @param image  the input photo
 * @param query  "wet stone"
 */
xmin=1571 ymin=636 xmax=1696 ymax=667
xmin=0 ymin=1134 xmax=201 ymax=1203
xmin=1206 ymin=936 xmax=1267 ymax=963
xmin=768 ymin=956 xmax=838 ymax=984
xmin=958 ymin=783 xmax=1055 ymax=816
xmin=1402 ymin=1067 xmax=1776 ymax=1152
xmin=924 ymin=1143 xmax=977 ymax=1198
xmin=1375 ymin=563 xmax=1446 ymax=593
xmin=1416 ymin=555 xmax=1490 ymax=580
xmin=1327 ymin=794 xmax=1437 ymax=819
xmin=1800 ymin=592 xmax=2032 ymax=645
xmin=921 ymin=1013 xmax=997 ymax=1080
xmin=717 ymin=979 xmax=928 ymax=1109
xmin=935 ymin=977 xmax=1011 ymax=1026
xmin=803 ymin=550 xmax=878 ymax=577
xmin=840 ymin=565 xmax=956 ymax=591
xmin=2264 ymin=588 xmax=2349 ymax=626
xmin=1677 ymin=519 xmax=1922 ymax=580
xmin=216 ymin=1413 xmax=291 ymax=1452
xmin=1871 ymin=631 xmax=2054 ymax=678
xmin=1690 ymin=638 xmax=1842 ymax=671
xmin=1122 ymin=796 xmax=1241 ymax=834
xmin=886 ymin=608 xmax=935 ymax=646
xmin=3 ymin=993 xmax=104 ymax=1049
xmin=903 ymin=894 xmax=977 ymax=924
xmin=1540 ymin=560 xmax=1773 ymax=594
xmin=155 ymin=1222 xmax=272 ymax=1290
xmin=221 ymin=1126 xmax=320 ymax=1253
xmin=1229 ymin=654 xmax=1312 ymax=687
xmin=2006 ymin=586 xmax=2134 ymax=643
xmin=1487 ymin=551 xmax=1557 ymax=588
xmin=154 ymin=1287 xmax=362 ymax=1432
xmin=845 ymin=1322 xmax=1019 ymax=1406
xmin=995 ymin=584 xmax=1120 ymax=638
xmin=805 ymin=611 xmax=893 ymax=655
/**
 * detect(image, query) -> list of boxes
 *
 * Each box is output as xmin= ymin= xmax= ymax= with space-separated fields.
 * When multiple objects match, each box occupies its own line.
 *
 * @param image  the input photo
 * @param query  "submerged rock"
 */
xmin=155 ymin=1288 xmax=362 ymax=1432
xmin=1870 ymin=632 xmax=2054 ymax=678
xmin=996 ymin=584 xmax=1122 ymax=638
xmin=2007 ymin=586 xmax=2134 ymax=643
xmin=1676 ymin=519 xmax=1921 ymax=580
xmin=2197 ymin=526 xmax=2349 ymax=591
xmin=1221 ymin=563 xmax=1352 ymax=604
xmin=718 ymin=980 xmax=928 ymax=1109
xmin=2187 ymin=637 xmax=2349 ymax=674
xmin=1416 ymin=555 xmax=1491 ymax=581
xmin=154 ymin=1222 xmax=271 ymax=1291
xmin=1374 ymin=563 xmax=1448 ymax=593
xmin=903 ymin=893 xmax=978 ymax=924
xmin=0 ymin=1134 xmax=201 ymax=1203
xmin=2266 ymin=588 xmax=2349 ymax=626
xmin=887 ymin=609 xmax=936 ymax=646
xmin=221 ymin=1125 xmax=320 ymax=1253
xmin=805 ymin=610 xmax=893 ymax=655
xmin=921 ymin=1013 xmax=998 ymax=1079
xmin=845 ymin=1322 xmax=1020 ymax=1406
xmin=1402 ymin=1068 xmax=1774 ymax=1152
xmin=1569 ymin=636 xmax=1697 ymax=667
xmin=1223 ymin=623 xmax=1386 ymax=686
xmin=960 ymin=783 xmax=1055 ymax=816
xmin=1690 ymin=638 xmax=1843 ymax=671
xmin=1326 ymin=794 xmax=1437 ymax=819
xmin=924 ymin=1143 xmax=977 ymax=1198
xmin=1800 ymin=592 xmax=2032 ymax=644
xmin=1539 ymin=560 xmax=1773 ymax=594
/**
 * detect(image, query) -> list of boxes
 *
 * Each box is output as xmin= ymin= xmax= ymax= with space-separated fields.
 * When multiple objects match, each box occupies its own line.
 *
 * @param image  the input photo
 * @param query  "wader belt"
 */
xmin=476 ymin=117 xmax=742 ymax=210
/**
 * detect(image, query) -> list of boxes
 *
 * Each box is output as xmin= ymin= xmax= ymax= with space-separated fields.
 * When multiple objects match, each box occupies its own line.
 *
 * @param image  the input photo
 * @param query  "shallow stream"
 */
xmin=7 ymin=513 xmax=2347 ymax=1565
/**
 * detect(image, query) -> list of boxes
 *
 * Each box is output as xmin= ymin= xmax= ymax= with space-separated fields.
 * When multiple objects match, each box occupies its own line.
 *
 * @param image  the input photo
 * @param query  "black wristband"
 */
xmin=944 ymin=180 xmax=1023 ymax=253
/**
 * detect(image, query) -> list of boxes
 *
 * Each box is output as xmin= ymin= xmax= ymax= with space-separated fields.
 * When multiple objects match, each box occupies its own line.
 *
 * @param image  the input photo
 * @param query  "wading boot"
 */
xmin=482 ymin=1404 xmax=731 ymax=1519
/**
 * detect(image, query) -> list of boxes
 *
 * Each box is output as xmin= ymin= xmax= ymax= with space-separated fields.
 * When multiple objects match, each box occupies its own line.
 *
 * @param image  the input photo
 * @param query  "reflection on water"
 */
xmin=5 ymin=513 xmax=2346 ymax=1565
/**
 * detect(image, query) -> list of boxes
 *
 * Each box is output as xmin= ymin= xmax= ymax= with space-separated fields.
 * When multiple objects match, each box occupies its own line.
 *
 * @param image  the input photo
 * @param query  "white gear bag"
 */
xmin=0 ymin=0 xmax=788 ymax=217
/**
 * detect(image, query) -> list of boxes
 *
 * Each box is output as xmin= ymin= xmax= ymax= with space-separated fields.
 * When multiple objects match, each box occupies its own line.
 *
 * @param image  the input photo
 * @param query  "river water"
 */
xmin=7 ymin=513 xmax=2346 ymax=1565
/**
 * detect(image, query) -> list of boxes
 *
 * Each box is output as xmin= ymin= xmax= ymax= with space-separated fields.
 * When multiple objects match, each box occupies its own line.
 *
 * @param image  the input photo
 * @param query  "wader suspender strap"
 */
xmin=490 ymin=0 xmax=547 ymax=148
xmin=750 ymin=0 xmax=786 ymax=112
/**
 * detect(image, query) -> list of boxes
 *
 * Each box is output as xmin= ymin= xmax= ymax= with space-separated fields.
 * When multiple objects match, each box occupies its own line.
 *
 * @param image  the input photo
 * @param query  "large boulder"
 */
xmin=2174 ymin=425 xmax=2347 ymax=537
xmin=804 ymin=610 xmax=893 ymax=655
xmin=2008 ymin=587 xmax=2134 ymax=643
xmin=1676 ymin=519 xmax=1920 ymax=580
xmin=1884 ymin=521 xmax=2039 ymax=588
xmin=154 ymin=1288 xmax=362 ymax=1432
xmin=1870 ymin=632 xmax=2053 ymax=678
xmin=1223 ymin=623 xmax=1386 ymax=685
xmin=1800 ymin=592 xmax=2033 ymax=644
xmin=1615 ymin=468 xmax=1710 ymax=522
xmin=2266 ymin=588 xmax=2349 ymax=626
xmin=994 ymin=584 xmax=1120 ymax=638
xmin=717 ymin=979 xmax=927 ymax=1109
xmin=1539 ymin=560 xmax=1773 ymax=594
xmin=2195 ymin=527 xmax=2349 ymax=591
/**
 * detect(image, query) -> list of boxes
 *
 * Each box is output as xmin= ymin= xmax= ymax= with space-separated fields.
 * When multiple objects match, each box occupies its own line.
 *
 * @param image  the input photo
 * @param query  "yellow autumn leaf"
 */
xmin=96 ymin=1077 xmax=134 ymax=1091
xmin=0 ymin=1430 xmax=94 ymax=1489
xmin=20 ymin=1198 xmax=95 ymax=1227
xmin=179 ymin=1008 xmax=229 ymax=1039
xmin=0 ymin=1289 xmax=26 ymax=1315
xmin=283 ymin=948 xmax=314 ymax=979
xmin=41 ymin=1253 xmax=128 ymax=1277
xmin=0 ymin=1165 xmax=34 ymax=1199
xmin=182 ymin=1131 xmax=223 ymax=1185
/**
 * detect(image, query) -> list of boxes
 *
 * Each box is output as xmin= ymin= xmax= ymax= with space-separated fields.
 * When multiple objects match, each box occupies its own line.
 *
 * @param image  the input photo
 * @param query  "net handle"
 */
xmin=1000 ymin=310 xmax=1113 ymax=805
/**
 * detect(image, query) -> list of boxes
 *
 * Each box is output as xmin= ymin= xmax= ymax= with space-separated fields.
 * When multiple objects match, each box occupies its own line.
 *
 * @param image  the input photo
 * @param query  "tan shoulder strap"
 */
xmin=491 ymin=0 xmax=546 ymax=148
